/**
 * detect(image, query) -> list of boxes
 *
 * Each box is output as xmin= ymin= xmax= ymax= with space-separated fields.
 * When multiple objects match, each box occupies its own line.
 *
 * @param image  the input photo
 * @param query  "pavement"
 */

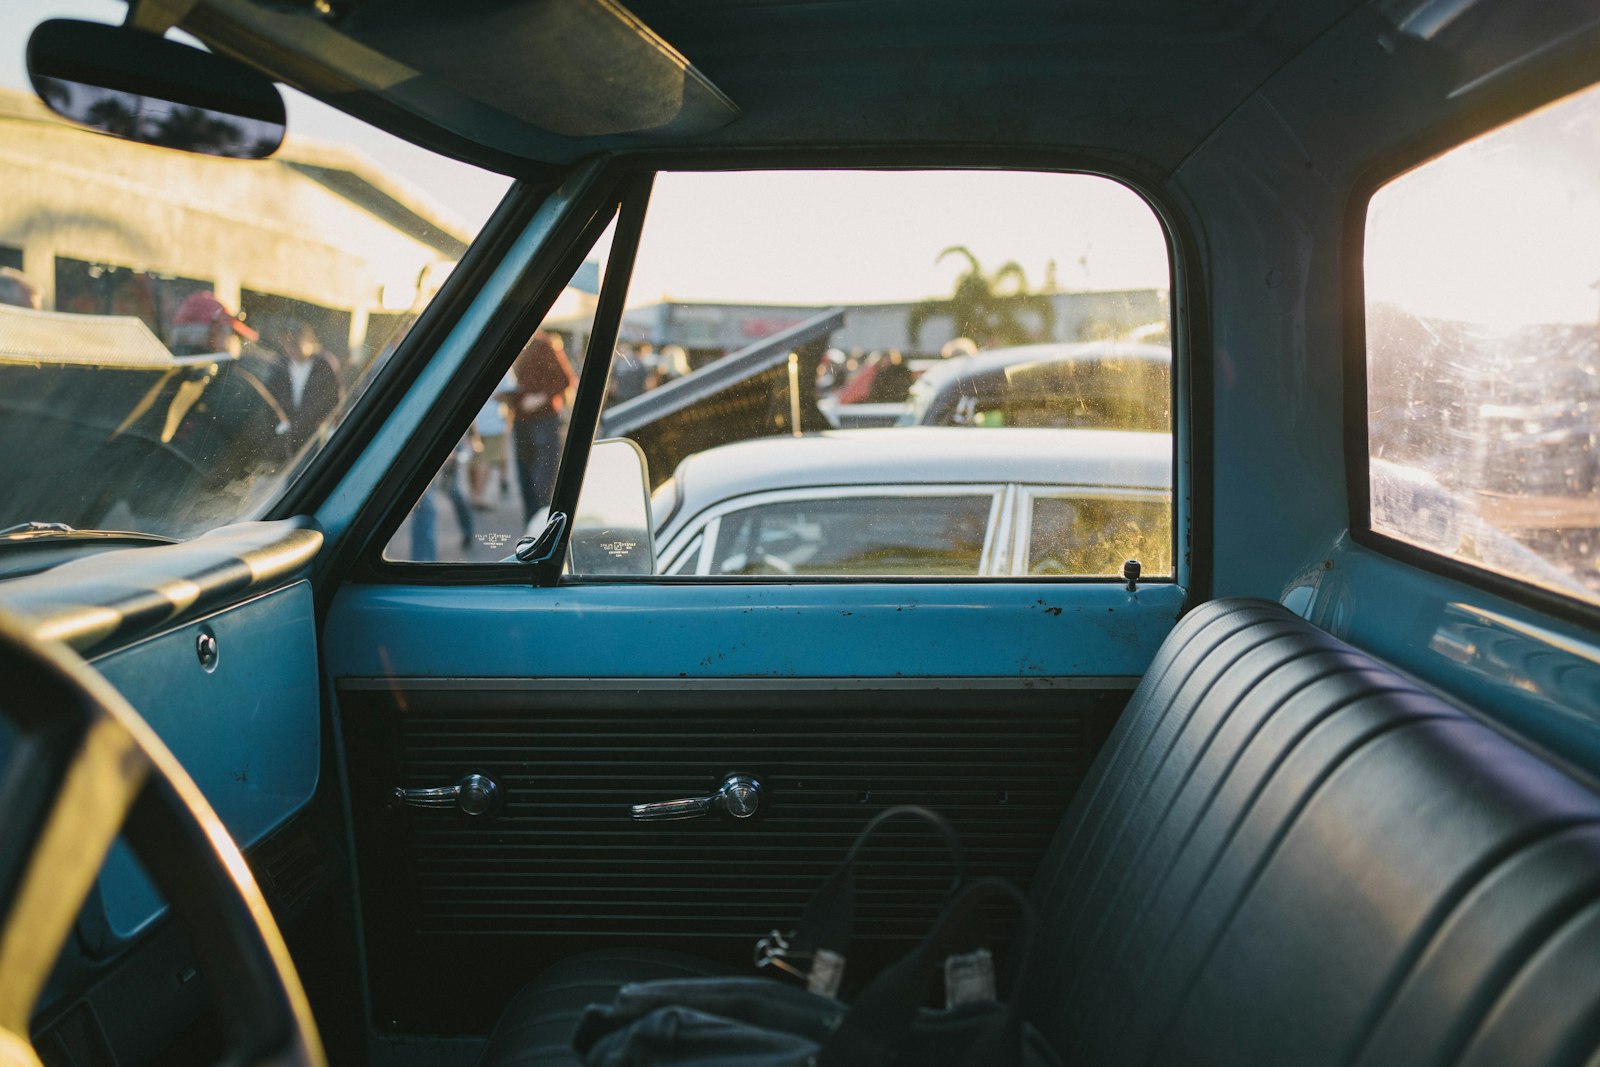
xmin=387 ymin=459 xmax=535 ymax=563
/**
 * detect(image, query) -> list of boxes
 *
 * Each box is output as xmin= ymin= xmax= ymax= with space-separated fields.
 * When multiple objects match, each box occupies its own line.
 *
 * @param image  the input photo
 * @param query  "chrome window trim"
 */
xmin=985 ymin=485 xmax=1019 ymax=576
xmin=337 ymin=675 xmax=1143 ymax=691
xmin=694 ymin=518 xmax=720 ymax=575
xmin=662 ymin=532 xmax=704 ymax=575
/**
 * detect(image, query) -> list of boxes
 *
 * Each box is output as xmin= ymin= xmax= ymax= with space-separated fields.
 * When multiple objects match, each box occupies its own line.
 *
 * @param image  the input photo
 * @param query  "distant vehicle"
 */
xmin=900 ymin=340 xmax=1171 ymax=430
xmin=649 ymin=427 xmax=1172 ymax=577
xmin=1370 ymin=458 xmax=1589 ymax=596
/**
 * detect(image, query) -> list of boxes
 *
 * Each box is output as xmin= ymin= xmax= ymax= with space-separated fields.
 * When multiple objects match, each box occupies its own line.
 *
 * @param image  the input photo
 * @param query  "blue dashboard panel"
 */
xmin=88 ymin=581 xmax=320 ymax=945
xmin=323 ymin=580 xmax=1186 ymax=680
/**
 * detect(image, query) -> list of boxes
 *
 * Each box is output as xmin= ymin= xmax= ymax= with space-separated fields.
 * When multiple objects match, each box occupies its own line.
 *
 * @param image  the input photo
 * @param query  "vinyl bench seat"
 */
xmin=481 ymin=598 xmax=1600 ymax=1067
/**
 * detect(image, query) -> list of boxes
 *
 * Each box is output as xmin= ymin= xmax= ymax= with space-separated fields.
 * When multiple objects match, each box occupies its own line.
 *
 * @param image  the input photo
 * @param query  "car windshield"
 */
xmin=0 ymin=0 xmax=511 ymax=540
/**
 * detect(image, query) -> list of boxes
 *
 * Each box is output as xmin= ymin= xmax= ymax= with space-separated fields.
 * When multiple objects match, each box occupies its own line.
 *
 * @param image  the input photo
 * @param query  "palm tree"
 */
xmin=907 ymin=246 xmax=1056 ymax=352
xmin=153 ymin=107 xmax=245 ymax=155
xmin=83 ymin=93 xmax=140 ymax=139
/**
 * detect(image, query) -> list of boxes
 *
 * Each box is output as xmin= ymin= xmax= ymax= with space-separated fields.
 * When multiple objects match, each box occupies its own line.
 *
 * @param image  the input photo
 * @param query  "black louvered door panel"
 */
xmin=341 ymin=682 xmax=1125 ymax=1032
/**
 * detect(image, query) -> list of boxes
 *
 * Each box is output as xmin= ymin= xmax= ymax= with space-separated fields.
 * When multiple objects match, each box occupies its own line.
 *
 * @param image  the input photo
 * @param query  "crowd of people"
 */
xmin=166 ymin=289 xmax=345 ymax=455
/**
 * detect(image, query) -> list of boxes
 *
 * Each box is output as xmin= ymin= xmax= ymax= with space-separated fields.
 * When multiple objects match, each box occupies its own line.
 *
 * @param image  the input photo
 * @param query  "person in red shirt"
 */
xmin=502 ymin=330 xmax=577 ymax=525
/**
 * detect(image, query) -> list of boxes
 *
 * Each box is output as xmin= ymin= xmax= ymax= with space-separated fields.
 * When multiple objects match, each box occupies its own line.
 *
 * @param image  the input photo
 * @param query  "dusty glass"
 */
xmin=0 ymin=0 xmax=513 ymax=542
xmin=1365 ymin=81 xmax=1600 ymax=603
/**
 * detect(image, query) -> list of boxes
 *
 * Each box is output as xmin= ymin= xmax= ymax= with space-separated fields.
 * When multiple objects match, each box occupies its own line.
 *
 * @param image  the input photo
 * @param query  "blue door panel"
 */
xmin=88 ymin=581 xmax=320 ymax=945
xmin=323 ymin=581 xmax=1186 ymax=679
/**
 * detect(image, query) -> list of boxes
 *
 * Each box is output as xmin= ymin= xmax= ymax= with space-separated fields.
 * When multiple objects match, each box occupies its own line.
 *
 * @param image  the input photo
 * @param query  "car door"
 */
xmin=318 ymin=164 xmax=1193 ymax=1033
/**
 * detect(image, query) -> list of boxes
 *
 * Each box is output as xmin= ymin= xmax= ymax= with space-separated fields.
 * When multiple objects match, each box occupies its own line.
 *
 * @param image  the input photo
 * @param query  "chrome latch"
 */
xmin=631 ymin=774 xmax=762 ymax=822
xmin=392 ymin=772 xmax=501 ymax=817
xmin=754 ymin=929 xmax=809 ymax=979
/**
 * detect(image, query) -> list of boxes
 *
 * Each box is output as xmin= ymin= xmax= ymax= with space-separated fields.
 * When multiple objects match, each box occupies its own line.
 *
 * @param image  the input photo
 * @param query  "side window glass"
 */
xmin=1365 ymin=81 xmax=1600 ymax=604
xmin=704 ymin=492 xmax=997 ymax=576
xmin=385 ymin=221 xmax=616 ymax=561
xmin=1021 ymin=492 xmax=1172 ymax=577
xmin=569 ymin=169 xmax=1174 ymax=579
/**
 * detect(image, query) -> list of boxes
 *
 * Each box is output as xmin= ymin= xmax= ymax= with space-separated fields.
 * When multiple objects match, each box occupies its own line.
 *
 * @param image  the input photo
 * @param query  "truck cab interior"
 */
xmin=1 ymin=1 xmax=1599 ymax=1065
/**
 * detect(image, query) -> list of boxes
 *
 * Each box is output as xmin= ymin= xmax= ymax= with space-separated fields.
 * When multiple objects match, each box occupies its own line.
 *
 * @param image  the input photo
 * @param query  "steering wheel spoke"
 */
xmin=0 ymin=710 xmax=149 ymax=1030
xmin=0 ymin=611 xmax=326 ymax=1067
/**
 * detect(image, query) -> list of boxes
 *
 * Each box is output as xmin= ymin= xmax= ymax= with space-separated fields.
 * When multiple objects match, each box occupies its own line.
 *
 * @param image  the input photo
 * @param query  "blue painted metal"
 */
xmin=322 ymin=581 xmax=1186 ymax=680
xmin=88 ymin=582 xmax=320 ymax=945
xmin=1285 ymin=536 xmax=1600 ymax=779
xmin=1173 ymin=18 xmax=1600 ymax=776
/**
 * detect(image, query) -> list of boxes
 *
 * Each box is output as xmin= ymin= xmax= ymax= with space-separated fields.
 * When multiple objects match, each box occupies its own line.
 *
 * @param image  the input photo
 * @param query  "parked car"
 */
xmin=899 ymin=340 xmax=1171 ymax=430
xmin=647 ymin=427 xmax=1172 ymax=577
xmin=3 ymin=5 xmax=1600 ymax=1067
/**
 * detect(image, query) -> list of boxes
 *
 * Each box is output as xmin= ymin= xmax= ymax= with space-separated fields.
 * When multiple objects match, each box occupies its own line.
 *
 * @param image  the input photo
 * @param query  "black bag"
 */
xmin=572 ymin=806 xmax=1060 ymax=1067
xmin=759 ymin=804 xmax=969 ymax=999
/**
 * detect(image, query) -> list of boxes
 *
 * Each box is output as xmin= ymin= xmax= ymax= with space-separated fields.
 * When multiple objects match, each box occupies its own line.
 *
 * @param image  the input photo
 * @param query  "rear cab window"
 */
xmin=1363 ymin=81 xmax=1600 ymax=606
xmin=542 ymin=168 xmax=1178 ymax=581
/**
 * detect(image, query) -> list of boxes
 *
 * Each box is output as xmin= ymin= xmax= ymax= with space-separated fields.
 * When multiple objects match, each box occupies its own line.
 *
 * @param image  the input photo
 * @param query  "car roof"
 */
xmin=662 ymin=427 xmax=1171 ymax=527
xmin=910 ymin=340 xmax=1173 ymax=399
xmin=190 ymin=0 xmax=1365 ymax=173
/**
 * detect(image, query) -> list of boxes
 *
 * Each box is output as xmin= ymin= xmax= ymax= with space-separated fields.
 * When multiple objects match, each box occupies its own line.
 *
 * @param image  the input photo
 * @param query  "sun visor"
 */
xmin=191 ymin=0 xmax=739 ymax=165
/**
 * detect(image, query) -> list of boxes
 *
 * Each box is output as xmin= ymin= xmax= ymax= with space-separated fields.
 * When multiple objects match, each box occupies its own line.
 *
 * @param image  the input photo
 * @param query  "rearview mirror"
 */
xmin=570 ymin=439 xmax=656 ymax=576
xmin=27 ymin=19 xmax=286 ymax=159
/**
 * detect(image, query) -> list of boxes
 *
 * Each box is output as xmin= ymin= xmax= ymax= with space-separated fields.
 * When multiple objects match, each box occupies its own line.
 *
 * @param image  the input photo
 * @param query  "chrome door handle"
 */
xmin=393 ymin=773 xmax=501 ymax=816
xmin=632 ymin=774 xmax=762 ymax=821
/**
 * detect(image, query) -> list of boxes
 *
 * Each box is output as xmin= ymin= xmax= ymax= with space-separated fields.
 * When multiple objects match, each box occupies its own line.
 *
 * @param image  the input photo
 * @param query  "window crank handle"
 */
xmin=631 ymin=774 xmax=762 ymax=821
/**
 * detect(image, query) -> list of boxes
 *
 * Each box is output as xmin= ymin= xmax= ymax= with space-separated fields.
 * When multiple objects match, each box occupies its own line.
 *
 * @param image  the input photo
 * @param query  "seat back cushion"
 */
xmin=1026 ymin=597 xmax=1600 ymax=1067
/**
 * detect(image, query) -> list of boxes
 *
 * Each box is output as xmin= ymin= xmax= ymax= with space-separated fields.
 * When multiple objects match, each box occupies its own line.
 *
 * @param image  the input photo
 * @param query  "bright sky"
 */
xmin=625 ymin=170 xmax=1169 ymax=308
xmin=1366 ymin=81 xmax=1600 ymax=327
xmin=4 ymin=0 xmax=1173 ymax=309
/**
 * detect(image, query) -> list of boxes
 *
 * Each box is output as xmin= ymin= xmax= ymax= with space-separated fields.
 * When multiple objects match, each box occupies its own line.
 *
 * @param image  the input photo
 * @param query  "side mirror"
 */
xmin=569 ymin=439 xmax=656 ymax=576
xmin=27 ymin=19 xmax=286 ymax=159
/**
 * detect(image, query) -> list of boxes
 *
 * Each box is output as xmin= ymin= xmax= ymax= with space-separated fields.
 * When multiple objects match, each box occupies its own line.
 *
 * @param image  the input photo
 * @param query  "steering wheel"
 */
xmin=0 ymin=610 xmax=325 ymax=1067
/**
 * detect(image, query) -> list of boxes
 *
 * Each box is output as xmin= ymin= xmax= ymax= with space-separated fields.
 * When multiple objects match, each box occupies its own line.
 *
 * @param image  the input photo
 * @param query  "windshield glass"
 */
xmin=0 ymin=0 xmax=512 ymax=539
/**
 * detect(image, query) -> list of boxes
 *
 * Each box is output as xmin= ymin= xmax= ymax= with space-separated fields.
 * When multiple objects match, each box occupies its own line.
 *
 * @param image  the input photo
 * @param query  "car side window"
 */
xmin=567 ymin=169 xmax=1176 ymax=580
xmin=701 ymin=491 xmax=999 ymax=576
xmin=1018 ymin=490 xmax=1172 ymax=577
xmin=1363 ymin=80 xmax=1600 ymax=605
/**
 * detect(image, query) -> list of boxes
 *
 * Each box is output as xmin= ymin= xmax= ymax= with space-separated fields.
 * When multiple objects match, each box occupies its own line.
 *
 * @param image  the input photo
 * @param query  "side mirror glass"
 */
xmin=27 ymin=19 xmax=286 ymax=159
xmin=570 ymin=439 xmax=655 ymax=576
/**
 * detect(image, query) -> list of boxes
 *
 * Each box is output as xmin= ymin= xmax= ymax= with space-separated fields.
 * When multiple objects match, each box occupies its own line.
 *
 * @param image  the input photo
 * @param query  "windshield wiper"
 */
xmin=1 ymin=521 xmax=76 ymax=536
xmin=0 ymin=522 xmax=177 ymax=545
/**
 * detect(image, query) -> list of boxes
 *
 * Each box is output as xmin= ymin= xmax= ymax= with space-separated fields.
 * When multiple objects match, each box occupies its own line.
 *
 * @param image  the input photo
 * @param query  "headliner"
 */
xmin=183 ymin=0 xmax=1370 ymax=176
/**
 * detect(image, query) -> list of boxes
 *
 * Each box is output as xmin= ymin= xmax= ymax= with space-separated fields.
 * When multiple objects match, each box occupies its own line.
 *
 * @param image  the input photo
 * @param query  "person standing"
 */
xmin=264 ymin=318 xmax=342 ymax=452
xmin=167 ymin=290 xmax=293 ymax=479
xmin=469 ymin=371 xmax=515 ymax=508
xmin=504 ymin=330 xmax=577 ymax=526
